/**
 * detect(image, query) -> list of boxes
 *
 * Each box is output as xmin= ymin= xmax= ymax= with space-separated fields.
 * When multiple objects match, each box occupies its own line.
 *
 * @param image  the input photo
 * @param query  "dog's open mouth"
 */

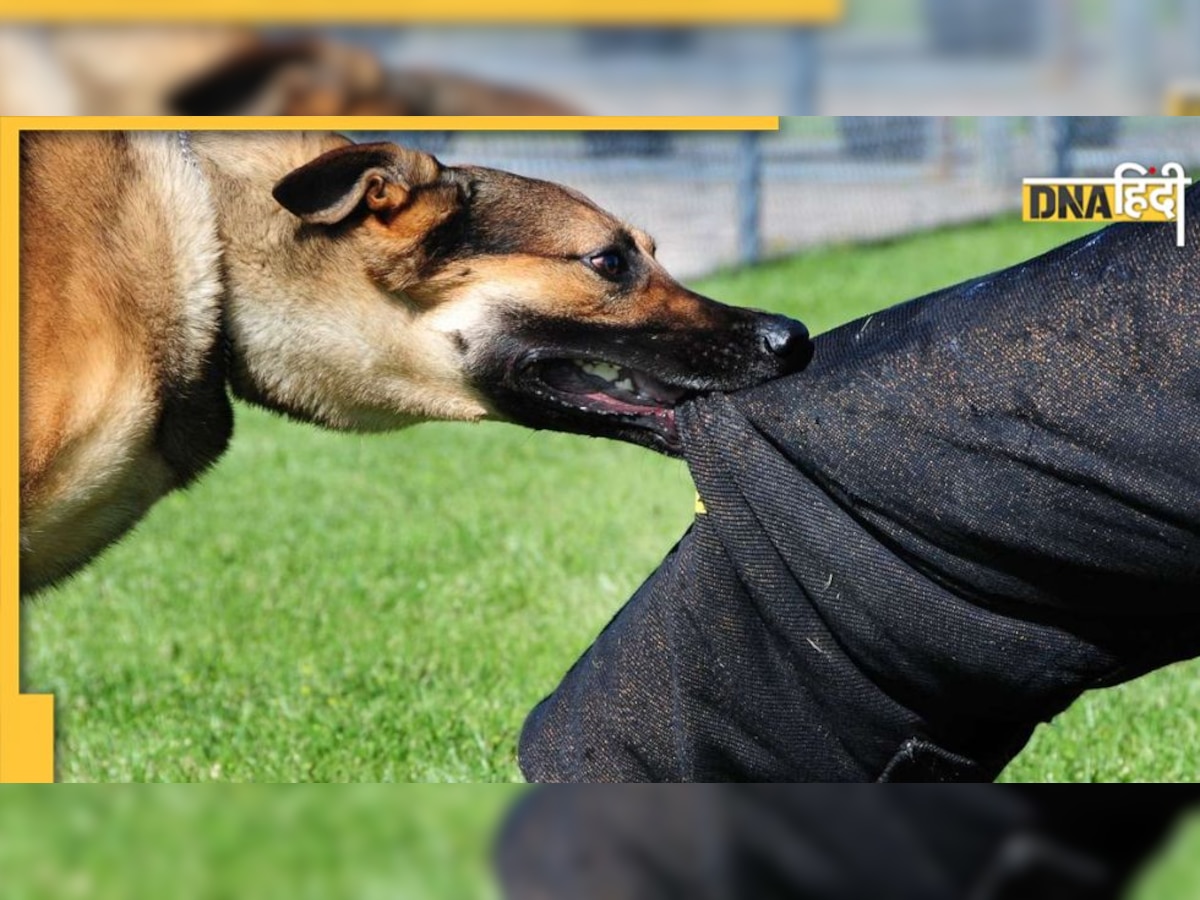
xmin=523 ymin=358 xmax=695 ymax=449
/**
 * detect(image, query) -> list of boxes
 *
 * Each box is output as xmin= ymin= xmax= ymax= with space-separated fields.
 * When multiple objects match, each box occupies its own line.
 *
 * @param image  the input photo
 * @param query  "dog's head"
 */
xmin=269 ymin=140 xmax=812 ymax=455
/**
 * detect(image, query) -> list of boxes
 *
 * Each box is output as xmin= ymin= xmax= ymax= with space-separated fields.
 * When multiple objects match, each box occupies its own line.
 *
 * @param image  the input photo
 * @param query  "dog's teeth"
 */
xmin=580 ymin=362 xmax=621 ymax=381
xmin=615 ymin=378 xmax=635 ymax=392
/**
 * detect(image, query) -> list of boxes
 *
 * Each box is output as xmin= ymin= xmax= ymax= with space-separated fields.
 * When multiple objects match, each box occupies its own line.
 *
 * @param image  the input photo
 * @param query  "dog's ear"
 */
xmin=168 ymin=41 xmax=319 ymax=115
xmin=272 ymin=142 xmax=441 ymax=226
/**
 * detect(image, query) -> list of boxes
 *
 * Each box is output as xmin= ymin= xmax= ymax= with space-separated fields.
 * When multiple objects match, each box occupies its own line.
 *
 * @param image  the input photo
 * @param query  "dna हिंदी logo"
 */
xmin=1023 ymin=162 xmax=1192 ymax=247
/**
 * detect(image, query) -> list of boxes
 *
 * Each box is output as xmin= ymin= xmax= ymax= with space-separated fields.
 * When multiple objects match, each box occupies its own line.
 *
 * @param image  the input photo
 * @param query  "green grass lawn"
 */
xmin=23 ymin=215 xmax=1200 ymax=787
xmin=0 ymin=786 xmax=524 ymax=900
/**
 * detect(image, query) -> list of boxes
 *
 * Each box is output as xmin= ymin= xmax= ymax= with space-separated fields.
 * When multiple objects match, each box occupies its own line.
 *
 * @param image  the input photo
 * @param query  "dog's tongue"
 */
xmin=539 ymin=360 xmax=684 ymax=410
xmin=579 ymin=394 xmax=678 ymax=437
xmin=533 ymin=358 xmax=681 ymax=439
xmin=583 ymin=391 xmax=666 ymax=415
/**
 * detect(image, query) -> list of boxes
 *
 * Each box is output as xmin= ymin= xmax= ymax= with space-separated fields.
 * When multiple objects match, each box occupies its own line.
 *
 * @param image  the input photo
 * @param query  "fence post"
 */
xmin=1052 ymin=116 xmax=1074 ymax=178
xmin=933 ymin=116 xmax=955 ymax=180
xmin=737 ymin=131 xmax=763 ymax=266
xmin=1036 ymin=116 xmax=1073 ymax=178
xmin=787 ymin=28 xmax=819 ymax=115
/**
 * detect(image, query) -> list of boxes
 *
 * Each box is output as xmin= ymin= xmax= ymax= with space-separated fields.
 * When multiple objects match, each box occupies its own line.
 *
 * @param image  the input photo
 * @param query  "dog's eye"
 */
xmin=586 ymin=250 xmax=627 ymax=280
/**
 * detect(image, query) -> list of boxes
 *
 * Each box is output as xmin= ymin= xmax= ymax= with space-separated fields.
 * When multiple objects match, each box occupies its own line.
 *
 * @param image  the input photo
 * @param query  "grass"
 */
xmin=0 ymin=786 xmax=524 ymax=900
xmin=22 ymin=215 xmax=1200 ymax=786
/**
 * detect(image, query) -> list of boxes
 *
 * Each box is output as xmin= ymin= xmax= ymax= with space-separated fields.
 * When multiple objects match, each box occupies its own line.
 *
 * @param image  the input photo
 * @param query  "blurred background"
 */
xmin=4 ymin=0 xmax=1200 ymax=117
xmin=7 ymin=1 xmax=1200 ymax=115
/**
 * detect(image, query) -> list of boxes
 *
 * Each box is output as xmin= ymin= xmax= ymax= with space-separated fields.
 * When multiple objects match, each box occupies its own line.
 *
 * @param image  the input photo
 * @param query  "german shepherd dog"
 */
xmin=20 ymin=131 xmax=812 ymax=594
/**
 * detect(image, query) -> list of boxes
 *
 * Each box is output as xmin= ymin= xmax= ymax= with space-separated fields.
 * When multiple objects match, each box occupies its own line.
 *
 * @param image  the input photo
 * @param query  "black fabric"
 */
xmin=520 ymin=187 xmax=1200 ymax=782
xmin=494 ymin=787 xmax=1199 ymax=900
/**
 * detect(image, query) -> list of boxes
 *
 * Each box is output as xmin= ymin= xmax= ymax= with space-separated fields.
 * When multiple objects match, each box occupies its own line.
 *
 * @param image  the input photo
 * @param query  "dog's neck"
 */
xmin=186 ymin=131 xmax=488 ymax=432
xmin=190 ymin=131 xmax=361 ymax=425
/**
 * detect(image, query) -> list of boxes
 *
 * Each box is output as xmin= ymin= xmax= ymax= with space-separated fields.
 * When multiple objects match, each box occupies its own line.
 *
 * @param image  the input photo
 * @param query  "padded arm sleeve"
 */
xmin=521 ymin=190 xmax=1200 ymax=783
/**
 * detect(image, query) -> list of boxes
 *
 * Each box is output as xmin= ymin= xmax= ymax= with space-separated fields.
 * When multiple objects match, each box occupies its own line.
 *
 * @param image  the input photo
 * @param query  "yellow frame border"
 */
xmin=0 ymin=114 xmax=777 ymax=783
xmin=0 ymin=118 xmax=51 ymax=782
xmin=4 ymin=0 xmax=842 ymax=23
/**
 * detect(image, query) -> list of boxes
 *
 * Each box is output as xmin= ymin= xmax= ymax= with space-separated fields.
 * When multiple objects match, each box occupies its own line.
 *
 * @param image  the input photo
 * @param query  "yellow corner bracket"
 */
xmin=0 ymin=118 xmax=54 ymax=782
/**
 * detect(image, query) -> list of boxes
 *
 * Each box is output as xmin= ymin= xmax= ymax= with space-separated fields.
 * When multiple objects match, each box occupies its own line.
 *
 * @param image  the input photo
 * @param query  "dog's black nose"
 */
xmin=759 ymin=315 xmax=813 ymax=373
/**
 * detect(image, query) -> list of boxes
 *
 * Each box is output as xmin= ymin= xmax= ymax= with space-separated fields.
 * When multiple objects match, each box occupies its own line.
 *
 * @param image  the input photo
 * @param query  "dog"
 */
xmin=0 ymin=26 xmax=577 ymax=116
xmin=165 ymin=39 xmax=580 ymax=117
xmin=19 ymin=130 xmax=812 ymax=595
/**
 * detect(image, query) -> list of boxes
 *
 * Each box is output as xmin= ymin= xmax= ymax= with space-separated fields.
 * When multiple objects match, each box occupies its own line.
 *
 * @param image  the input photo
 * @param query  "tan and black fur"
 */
xmin=20 ymin=130 xmax=811 ymax=594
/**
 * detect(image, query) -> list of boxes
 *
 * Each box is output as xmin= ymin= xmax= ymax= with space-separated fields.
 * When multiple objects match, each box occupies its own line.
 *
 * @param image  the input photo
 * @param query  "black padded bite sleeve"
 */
xmin=520 ymin=188 xmax=1200 ymax=782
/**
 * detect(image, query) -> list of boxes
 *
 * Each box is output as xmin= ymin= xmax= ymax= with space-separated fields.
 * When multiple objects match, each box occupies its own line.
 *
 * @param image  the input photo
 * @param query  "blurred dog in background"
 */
xmin=0 ymin=26 xmax=577 ymax=116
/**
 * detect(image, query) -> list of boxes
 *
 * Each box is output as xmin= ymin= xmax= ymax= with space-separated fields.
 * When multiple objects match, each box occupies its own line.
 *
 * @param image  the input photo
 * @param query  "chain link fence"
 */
xmin=356 ymin=116 xmax=1200 ymax=281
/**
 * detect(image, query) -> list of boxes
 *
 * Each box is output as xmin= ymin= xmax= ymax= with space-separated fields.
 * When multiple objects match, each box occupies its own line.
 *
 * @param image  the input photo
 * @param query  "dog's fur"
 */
xmin=20 ymin=130 xmax=811 ymax=594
